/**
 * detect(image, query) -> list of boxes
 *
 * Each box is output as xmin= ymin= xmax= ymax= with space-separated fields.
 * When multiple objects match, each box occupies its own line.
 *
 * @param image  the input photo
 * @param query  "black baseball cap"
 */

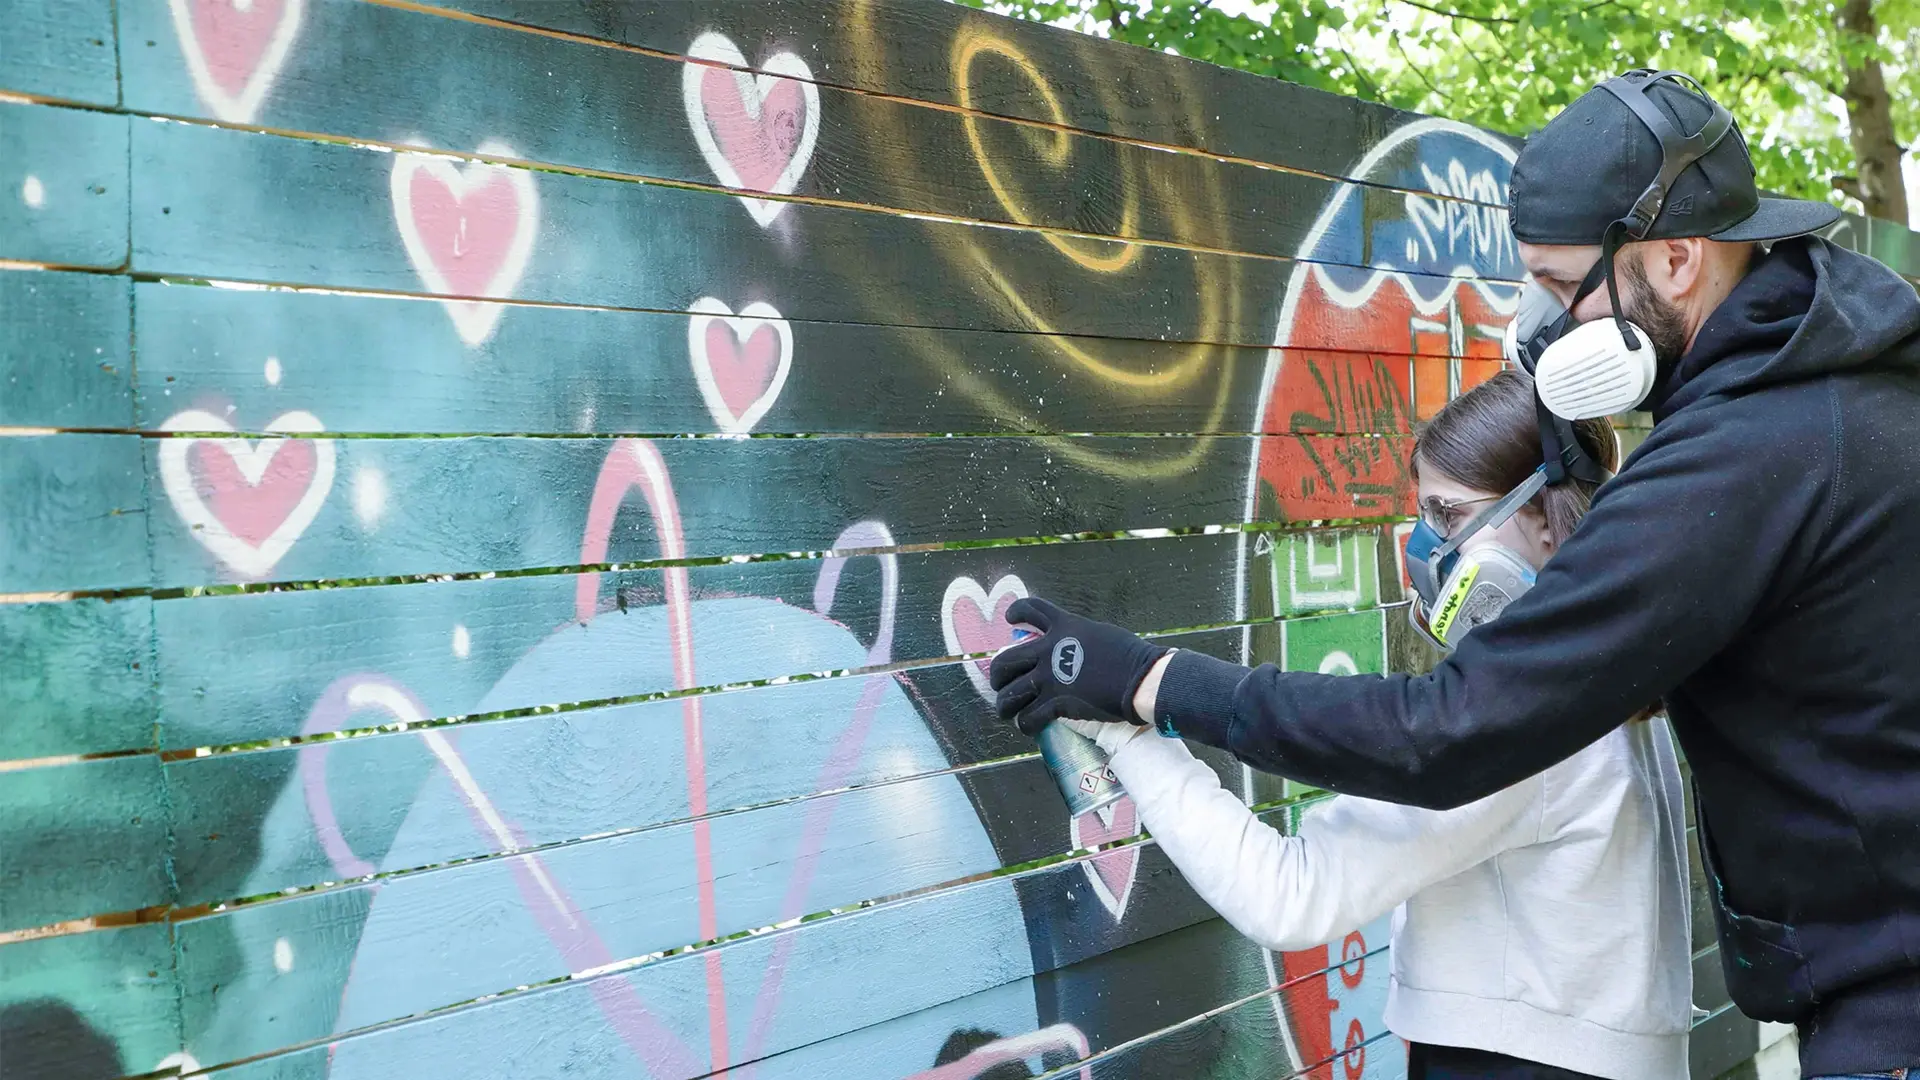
xmin=1509 ymin=70 xmax=1842 ymax=246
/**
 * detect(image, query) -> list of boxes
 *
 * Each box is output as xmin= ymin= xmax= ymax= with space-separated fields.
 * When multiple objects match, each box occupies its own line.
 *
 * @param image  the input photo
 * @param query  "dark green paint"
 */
xmin=0 ymin=596 xmax=153 ymax=760
xmin=0 ymin=271 xmax=132 ymax=429
xmin=0 ymin=0 xmax=118 ymax=105
xmin=0 ymin=922 xmax=180 ymax=1079
xmin=0 ymin=755 xmax=172 ymax=932
xmin=0 ymin=434 xmax=149 ymax=593
xmin=0 ymin=102 xmax=127 ymax=269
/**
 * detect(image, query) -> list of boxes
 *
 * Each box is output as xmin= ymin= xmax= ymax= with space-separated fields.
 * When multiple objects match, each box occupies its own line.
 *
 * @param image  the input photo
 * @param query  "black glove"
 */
xmin=987 ymin=597 xmax=1168 ymax=737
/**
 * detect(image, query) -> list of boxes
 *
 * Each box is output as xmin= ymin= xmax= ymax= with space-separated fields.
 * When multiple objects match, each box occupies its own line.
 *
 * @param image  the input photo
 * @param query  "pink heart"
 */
xmin=178 ymin=0 xmax=292 ymax=97
xmin=704 ymin=321 xmax=783 ymax=421
xmin=940 ymin=575 xmax=1029 ymax=701
xmin=952 ymin=594 xmax=1019 ymax=683
xmin=698 ymin=66 xmax=810 ymax=194
xmin=407 ymin=169 xmax=525 ymax=299
xmin=194 ymin=437 xmax=320 ymax=548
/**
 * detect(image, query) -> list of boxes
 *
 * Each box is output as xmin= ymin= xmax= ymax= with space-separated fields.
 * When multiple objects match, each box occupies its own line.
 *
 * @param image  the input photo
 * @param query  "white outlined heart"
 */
xmin=390 ymin=139 xmax=540 ymax=347
xmin=168 ymin=0 xmax=305 ymax=124
xmin=682 ymin=32 xmax=821 ymax=227
xmin=159 ymin=409 xmax=336 ymax=579
xmin=686 ymin=298 xmax=794 ymax=434
xmin=941 ymin=574 xmax=1029 ymax=702
xmin=1070 ymin=798 xmax=1142 ymax=922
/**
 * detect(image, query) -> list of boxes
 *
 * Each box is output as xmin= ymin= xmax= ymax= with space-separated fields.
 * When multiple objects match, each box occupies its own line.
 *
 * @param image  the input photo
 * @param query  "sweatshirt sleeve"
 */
xmin=1153 ymin=408 xmax=1831 ymax=810
xmin=1108 ymin=731 xmax=1546 ymax=952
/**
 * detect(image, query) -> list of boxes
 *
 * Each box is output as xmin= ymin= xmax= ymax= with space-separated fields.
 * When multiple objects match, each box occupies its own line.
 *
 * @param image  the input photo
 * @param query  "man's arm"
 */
xmin=1121 ymin=408 xmax=1827 ymax=809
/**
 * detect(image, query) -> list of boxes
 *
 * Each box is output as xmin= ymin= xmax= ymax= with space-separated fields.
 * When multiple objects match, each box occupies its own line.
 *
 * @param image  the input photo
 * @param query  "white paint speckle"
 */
xmin=273 ymin=937 xmax=294 ymax=973
xmin=353 ymin=467 xmax=388 ymax=527
xmin=21 ymin=175 xmax=44 ymax=209
xmin=264 ymin=356 xmax=282 ymax=386
xmin=452 ymin=624 xmax=471 ymax=659
xmin=154 ymin=1051 xmax=203 ymax=1078
xmin=233 ymin=0 xmax=254 ymax=11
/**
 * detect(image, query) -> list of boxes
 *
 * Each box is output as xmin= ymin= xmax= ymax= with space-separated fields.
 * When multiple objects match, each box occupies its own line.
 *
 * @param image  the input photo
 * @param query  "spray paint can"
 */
xmin=1010 ymin=626 xmax=1127 ymax=817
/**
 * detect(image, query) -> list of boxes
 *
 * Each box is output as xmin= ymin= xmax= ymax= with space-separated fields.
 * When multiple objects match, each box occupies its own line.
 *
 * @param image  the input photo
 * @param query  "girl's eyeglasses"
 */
xmin=1419 ymin=494 xmax=1503 ymax=540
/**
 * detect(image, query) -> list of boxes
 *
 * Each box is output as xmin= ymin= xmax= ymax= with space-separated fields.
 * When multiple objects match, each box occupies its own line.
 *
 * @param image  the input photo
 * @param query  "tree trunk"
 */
xmin=1835 ymin=0 xmax=1909 ymax=225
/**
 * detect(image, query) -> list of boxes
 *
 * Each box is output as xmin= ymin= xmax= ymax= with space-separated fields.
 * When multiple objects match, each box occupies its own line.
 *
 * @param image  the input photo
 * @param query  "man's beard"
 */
xmin=1618 ymin=258 xmax=1691 ymax=368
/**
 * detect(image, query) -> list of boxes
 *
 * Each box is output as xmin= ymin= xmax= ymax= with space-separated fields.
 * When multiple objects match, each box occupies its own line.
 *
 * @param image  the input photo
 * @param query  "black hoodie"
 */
xmin=1159 ymin=237 xmax=1920 ymax=1074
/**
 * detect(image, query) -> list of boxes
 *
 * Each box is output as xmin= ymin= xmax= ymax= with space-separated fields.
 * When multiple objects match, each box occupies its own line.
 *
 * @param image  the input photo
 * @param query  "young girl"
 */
xmin=1060 ymin=371 xmax=1692 ymax=1079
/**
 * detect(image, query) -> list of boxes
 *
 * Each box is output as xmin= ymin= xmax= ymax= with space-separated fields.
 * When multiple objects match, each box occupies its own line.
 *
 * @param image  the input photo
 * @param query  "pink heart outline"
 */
xmin=167 ymin=0 xmax=305 ymax=124
xmin=939 ymin=575 xmax=1029 ymax=702
xmin=686 ymin=298 xmax=794 ymax=434
xmin=681 ymin=32 xmax=821 ymax=227
xmin=1069 ymin=797 xmax=1142 ymax=922
xmin=156 ymin=407 xmax=336 ymax=579
xmin=389 ymin=139 xmax=540 ymax=347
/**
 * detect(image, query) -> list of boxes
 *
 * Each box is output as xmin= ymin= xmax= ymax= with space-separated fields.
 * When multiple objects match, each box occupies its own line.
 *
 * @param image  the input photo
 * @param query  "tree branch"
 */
xmin=1389 ymin=0 xmax=1517 ymax=25
xmin=1393 ymin=32 xmax=1457 ymax=104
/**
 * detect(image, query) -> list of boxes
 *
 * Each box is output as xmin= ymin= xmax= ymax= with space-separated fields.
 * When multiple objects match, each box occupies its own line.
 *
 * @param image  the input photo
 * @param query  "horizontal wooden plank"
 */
xmin=0 ymin=270 xmax=131 ymax=429
xmin=0 ymin=0 xmax=117 ymax=105
xmin=132 ymin=282 xmax=1418 ymax=436
xmin=182 ymin=806 xmax=1263 ymax=1076
xmin=154 ymin=531 xmax=1280 ymax=752
xmin=164 ymin=617 xmax=1265 ymax=910
xmin=0 ymin=922 xmax=180 ymax=1079
xmin=117 ymin=0 xmax=1507 ymax=270
xmin=0 ymin=102 xmax=127 ymax=268
xmin=129 ymin=120 xmax=1521 ymax=351
xmin=433 ymin=0 xmax=1467 ymax=185
xmin=133 ymin=433 xmax=1414 ymax=590
xmin=0 ymin=597 xmax=153 ymax=761
xmin=0 ymin=756 xmax=171 ymax=931
xmin=0 ymin=433 xmax=147 ymax=593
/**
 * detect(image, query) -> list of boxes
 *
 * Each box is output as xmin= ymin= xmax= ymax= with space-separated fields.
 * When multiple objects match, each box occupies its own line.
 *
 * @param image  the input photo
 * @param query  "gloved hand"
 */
xmin=988 ymin=597 xmax=1168 ymax=737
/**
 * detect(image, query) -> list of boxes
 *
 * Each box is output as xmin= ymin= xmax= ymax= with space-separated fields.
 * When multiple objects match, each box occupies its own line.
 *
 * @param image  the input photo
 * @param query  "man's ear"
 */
xmin=1646 ymin=238 xmax=1707 ymax=299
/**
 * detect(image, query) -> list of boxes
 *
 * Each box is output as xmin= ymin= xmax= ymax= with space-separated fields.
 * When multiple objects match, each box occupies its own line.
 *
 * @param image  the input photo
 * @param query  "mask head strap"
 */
xmin=1597 ymin=69 xmax=1738 ymax=241
xmin=1424 ymin=464 xmax=1552 ymax=589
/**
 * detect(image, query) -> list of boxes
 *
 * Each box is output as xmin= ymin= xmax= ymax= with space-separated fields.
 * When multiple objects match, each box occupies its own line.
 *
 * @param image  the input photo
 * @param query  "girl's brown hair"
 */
xmin=1410 ymin=368 xmax=1617 ymax=548
xmin=1411 ymin=369 xmax=1656 ymax=720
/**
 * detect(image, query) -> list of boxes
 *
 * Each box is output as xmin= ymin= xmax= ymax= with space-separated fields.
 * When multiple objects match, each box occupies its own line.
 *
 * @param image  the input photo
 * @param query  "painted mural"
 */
xmin=0 ymin=2 xmax=1572 ymax=1080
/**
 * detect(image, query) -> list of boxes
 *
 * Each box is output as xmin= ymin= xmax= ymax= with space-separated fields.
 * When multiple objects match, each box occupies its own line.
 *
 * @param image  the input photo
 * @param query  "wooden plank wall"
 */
xmin=2 ymin=2 xmax=1915 ymax=1079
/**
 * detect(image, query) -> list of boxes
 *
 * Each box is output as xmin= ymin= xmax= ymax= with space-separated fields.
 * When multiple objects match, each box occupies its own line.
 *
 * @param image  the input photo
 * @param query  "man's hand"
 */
xmin=987 ymin=597 xmax=1168 ymax=736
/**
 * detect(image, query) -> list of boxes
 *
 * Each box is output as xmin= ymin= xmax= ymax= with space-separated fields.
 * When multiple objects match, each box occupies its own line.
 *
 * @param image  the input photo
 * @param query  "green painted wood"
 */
xmin=131 ymin=282 xmax=1418 ymax=436
xmin=0 ymin=922 xmax=181 ymax=1079
xmin=0 ymin=434 xmax=149 ymax=594
xmin=152 ymin=532 xmax=1276 ymax=752
xmin=181 ymin=797 xmax=1282 ymax=1075
xmin=436 ymin=0 xmax=1471 ymax=183
xmin=0 ymin=755 xmax=172 ymax=932
xmin=0 ymin=0 xmax=117 ymax=105
xmin=0 ymin=271 xmax=132 ymax=428
xmin=135 ymin=433 xmax=1411 ymax=589
xmin=0 ymin=102 xmax=127 ymax=269
xmin=0 ymin=597 xmax=153 ymax=760
xmin=116 ymin=0 xmax=1491 ymax=268
xmin=127 ymin=119 xmax=1507 ymax=350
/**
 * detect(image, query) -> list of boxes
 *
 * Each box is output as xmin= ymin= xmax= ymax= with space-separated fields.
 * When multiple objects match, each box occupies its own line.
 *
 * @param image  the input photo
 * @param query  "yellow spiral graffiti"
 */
xmin=847 ymin=1 xmax=1245 ymax=477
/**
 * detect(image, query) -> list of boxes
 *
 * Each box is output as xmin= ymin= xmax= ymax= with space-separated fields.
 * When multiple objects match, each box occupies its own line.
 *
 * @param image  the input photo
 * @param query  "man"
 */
xmin=991 ymin=70 xmax=1920 ymax=1078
